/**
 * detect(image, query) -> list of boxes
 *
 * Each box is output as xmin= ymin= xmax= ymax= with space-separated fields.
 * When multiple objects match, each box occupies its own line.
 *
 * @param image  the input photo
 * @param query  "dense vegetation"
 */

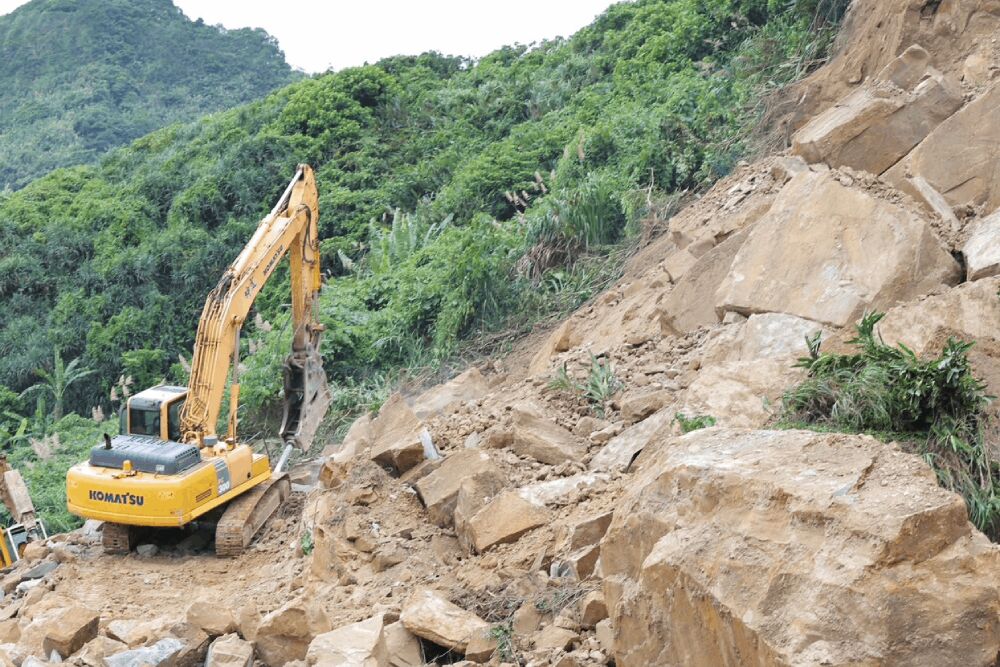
xmin=782 ymin=313 xmax=999 ymax=539
xmin=0 ymin=0 xmax=300 ymax=190
xmin=0 ymin=0 xmax=848 ymax=527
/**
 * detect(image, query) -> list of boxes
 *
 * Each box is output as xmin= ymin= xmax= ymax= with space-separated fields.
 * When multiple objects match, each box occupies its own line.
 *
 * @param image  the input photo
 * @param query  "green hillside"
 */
xmin=0 ymin=0 xmax=300 ymax=190
xmin=0 ymin=0 xmax=848 ymax=515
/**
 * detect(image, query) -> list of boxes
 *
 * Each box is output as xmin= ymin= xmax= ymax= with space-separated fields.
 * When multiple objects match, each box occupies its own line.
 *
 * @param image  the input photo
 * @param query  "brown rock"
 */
xmin=464 ymin=628 xmax=497 ymax=663
xmin=532 ymin=625 xmax=578 ymax=652
xmin=510 ymin=410 xmax=586 ymax=465
xmin=0 ymin=619 xmax=18 ymax=644
xmin=676 ymin=359 xmax=800 ymax=429
xmin=886 ymin=82 xmax=1000 ymax=212
xmin=512 ymin=602 xmax=545 ymax=635
xmin=717 ymin=171 xmax=960 ymax=327
xmin=320 ymin=413 xmax=373 ymax=488
xmin=660 ymin=228 xmax=750 ymax=334
xmin=383 ymin=621 xmax=422 ymax=667
xmin=661 ymin=247 xmax=699 ymax=282
xmin=792 ymin=47 xmax=962 ymax=174
xmin=74 ymin=636 xmax=127 ymax=666
xmin=369 ymin=393 xmax=425 ymax=474
xmin=454 ymin=469 xmax=507 ymax=553
xmin=168 ymin=621 xmax=211 ymax=667
xmin=529 ymin=321 xmax=582 ymax=374
xmin=186 ymin=600 xmax=236 ymax=637
xmin=415 ymin=449 xmax=497 ymax=526
xmin=255 ymin=596 xmax=332 ymax=665
xmin=963 ymin=211 xmax=1000 ymax=281
xmin=601 ymin=428 xmax=1000 ymax=667
xmin=459 ymin=491 xmax=549 ymax=554
xmin=41 ymin=606 xmax=99 ymax=658
xmin=567 ymin=512 xmax=613 ymax=551
xmin=205 ymin=633 xmax=254 ymax=667
xmin=619 ymin=390 xmax=670 ymax=425
xmin=400 ymin=588 xmax=489 ymax=652
xmin=411 ymin=367 xmax=489 ymax=419
xmin=578 ymin=592 xmax=607 ymax=629
xmin=561 ymin=544 xmax=600 ymax=580
xmin=306 ymin=615 xmax=388 ymax=667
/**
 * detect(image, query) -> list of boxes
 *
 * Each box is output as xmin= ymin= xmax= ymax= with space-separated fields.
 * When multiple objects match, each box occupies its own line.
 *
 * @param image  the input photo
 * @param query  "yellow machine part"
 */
xmin=66 ymin=444 xmax=272 ymax=528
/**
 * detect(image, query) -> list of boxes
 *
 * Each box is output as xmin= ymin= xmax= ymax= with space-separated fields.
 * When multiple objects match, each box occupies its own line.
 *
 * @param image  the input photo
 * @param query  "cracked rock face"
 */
xmin=601 ymin=428 xmax=1000 ymax=667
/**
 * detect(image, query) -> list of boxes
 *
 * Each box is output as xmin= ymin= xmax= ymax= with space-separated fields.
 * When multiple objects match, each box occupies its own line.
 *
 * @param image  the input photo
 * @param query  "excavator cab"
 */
xmin=119 ymin=385 xmax=187 ymax=442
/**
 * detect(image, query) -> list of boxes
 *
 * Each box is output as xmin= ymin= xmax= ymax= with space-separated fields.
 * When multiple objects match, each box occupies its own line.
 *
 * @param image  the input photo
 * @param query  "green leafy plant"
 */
xmin=547 ymin=354 xmax=621 ymax=417
xmin=488 ymin=622 xmax=516 ymax=662
xmin=300 ymin=530 xmax=314 ymax=556
xmin=675 ymin=413 xmax=717 ymax=433
xmin=782 ymin=312 xmax=998 ymax=538
xmin=20 ymin=349 xmax=94 ymax=422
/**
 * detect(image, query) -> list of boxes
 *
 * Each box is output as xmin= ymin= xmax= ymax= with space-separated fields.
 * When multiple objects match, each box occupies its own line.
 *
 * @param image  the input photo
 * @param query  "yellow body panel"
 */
xmin=66 ymin=445 xmax=271 ymax=528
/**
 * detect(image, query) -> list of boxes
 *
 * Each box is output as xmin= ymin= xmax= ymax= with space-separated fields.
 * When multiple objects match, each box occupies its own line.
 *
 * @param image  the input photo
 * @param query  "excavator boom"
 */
xmin=179 ymin=164 xmax=331 ymax=450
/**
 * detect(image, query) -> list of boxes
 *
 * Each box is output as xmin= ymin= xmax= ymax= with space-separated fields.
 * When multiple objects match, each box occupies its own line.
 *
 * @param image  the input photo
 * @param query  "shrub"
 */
xmin=675 ymin=413 xmax=717 ymax=433
xmin=782 ymin=312 xmax=999 ymax=538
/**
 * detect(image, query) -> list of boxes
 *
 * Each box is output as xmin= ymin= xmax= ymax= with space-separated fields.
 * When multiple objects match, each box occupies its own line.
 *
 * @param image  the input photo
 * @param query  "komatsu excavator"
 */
xmin=65 ymin=165 xmax=331 ymax=556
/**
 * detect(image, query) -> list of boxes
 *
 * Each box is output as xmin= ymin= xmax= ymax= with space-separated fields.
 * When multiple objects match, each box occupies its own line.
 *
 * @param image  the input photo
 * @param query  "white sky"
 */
xmin=0 ymin=0 xmax=619 ymax=73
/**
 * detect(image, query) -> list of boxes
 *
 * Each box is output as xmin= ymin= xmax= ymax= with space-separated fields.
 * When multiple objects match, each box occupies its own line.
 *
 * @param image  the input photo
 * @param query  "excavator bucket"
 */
xmin=279 ymin=345 xmax=332 ymax=451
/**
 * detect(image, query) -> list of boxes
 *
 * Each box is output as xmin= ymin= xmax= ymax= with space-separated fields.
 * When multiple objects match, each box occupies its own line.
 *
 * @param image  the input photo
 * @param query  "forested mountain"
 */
xmin=0 ymin=0 xmax=847 ymax=449
xmin=0 ymin=0 xmax=300 ymax=190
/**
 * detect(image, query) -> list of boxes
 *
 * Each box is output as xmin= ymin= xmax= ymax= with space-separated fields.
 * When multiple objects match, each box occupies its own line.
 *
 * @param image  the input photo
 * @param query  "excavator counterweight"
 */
xmin=65 ymin=165 xmax=330 ymax=556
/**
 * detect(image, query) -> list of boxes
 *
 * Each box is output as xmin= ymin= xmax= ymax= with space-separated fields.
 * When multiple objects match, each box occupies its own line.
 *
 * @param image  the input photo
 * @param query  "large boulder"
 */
xmin=186 ymin=600 xmax=236 ymax=637
xmin=962 ymin=211 xmax=1000 ymax=281
xmin=716 ymin=170 xmax=960 ymax=327
xmin=369 ymin=394 xmax=425 ymax=474
xmin=415 ymin=450 xmax=497 ymax=526
xmin=509 ymin=410 xmax=586 ymax=465
xmin=660 ymin=229 xmax=750 ymax=334
xmin=411 ymin=367 xmax=489 ymax=419
xmin=675 ymin=360 xmax=802 ymax=429
xmin=306 ymin=615 xmax=388 ymax=667
xmin=876 ymin=277 xmax=1000 ymax=395
xmin=601 ymin=428 xmax=1000 ymax=667
xmin=255 ymin=596 xmax=332 ymax=666
xmin=320 ymin=413 xmax=373 ymax=488
xmin=886 ymin=82 xmax=1000 ymax=212
xmin=456 ymin=490 xmax=549 ymax=554
xmin=40 ymin=606 xmax=99 ymax=658
xmin=400 ymin=588 xmax=489 ymax=653
xmin=792 ymin=46 xmax=963 ymax=175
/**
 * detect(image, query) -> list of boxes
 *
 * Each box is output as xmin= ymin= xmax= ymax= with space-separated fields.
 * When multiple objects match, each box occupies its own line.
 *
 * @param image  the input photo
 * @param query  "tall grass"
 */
xmin=782 ymin=313 xmax=999 ymax=538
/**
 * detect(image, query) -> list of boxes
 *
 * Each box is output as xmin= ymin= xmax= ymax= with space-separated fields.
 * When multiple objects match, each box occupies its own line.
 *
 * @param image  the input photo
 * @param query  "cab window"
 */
xmin=129 ymin=408 xmax=160 ymax=437
xmin=167 ymin=399 xmax=185 ymax=442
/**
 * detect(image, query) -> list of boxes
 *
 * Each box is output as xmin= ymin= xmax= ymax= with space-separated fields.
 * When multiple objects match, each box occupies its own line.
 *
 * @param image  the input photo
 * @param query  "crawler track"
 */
xmin=101 ymin=522 xmax=133 ymax=555
xmin=214 ymin=474 xmax=290 ymax=557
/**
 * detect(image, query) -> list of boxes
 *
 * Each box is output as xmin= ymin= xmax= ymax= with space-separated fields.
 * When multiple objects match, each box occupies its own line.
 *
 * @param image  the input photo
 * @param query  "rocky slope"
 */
xmin=2 ymin=0 xmax=1000 ymax=665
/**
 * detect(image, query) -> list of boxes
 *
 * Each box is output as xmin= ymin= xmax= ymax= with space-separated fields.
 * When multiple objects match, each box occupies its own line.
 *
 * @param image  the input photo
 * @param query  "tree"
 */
xmin=20 ymin=349 xmax=95 ymax=421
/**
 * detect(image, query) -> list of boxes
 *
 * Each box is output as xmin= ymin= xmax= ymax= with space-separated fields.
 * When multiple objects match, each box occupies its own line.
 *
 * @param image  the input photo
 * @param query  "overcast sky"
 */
xmin=0 ymin=0 xmax=618 ymax=73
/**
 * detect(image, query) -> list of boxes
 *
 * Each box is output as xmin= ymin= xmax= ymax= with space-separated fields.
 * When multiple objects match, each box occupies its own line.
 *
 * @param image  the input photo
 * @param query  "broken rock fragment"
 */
xmin=40 ymin=606 xmax=99 ymax=658
xmin=205 ymin=633 xmax=254 ymax=667
xmin=400 ymin=588 xmax=489 ymax=652
xmin=510 ymin=410 xmax=586 ymax=465
xmin=306 ymin=615 xmax=388 ymax=667
xmin=415 ymin=449 xmax=497 ymax=526
xmin=457 ymin=490 xmax=549 ymax=554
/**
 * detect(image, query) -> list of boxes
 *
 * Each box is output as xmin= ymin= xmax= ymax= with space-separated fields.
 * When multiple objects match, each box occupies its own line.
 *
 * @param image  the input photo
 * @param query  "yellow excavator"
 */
xmin=0 ymin=457 xmax=46 ymax=566
xmin=65 ymin=165 xmax=331 ymax=556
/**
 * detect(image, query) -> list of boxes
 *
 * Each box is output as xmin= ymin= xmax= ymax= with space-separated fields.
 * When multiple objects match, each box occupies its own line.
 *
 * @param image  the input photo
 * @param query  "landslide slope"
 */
xmin=0 ymin=0 xmax=300 ymax=190
xmin=2 ymin=1 xmax=1000 ymax=667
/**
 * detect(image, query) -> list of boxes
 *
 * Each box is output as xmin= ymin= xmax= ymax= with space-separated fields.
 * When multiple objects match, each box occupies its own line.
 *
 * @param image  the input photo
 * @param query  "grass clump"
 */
xmin=675 ymin=413 xmax=717 ymax=433
xmin=548 ymin=354 xmax=622 ymax=417
xmin=781 ymin=312 xmax=999 ymax=539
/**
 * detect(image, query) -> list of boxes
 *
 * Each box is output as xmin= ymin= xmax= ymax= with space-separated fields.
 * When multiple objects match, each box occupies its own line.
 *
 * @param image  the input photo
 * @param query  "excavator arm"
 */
xmin=179 ymin=165 xmax=331 ymax=451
